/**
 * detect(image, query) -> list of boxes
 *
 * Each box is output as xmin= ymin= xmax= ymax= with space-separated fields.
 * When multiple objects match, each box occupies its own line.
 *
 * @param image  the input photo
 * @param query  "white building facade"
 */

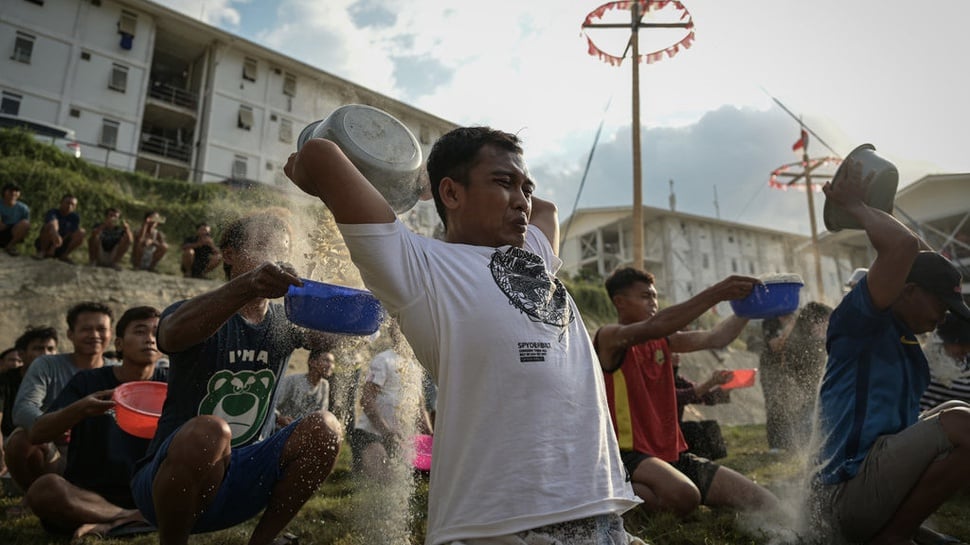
xmin=560 ymin=205 xmax=871 ymax=308
xmin=1 ymin=0 xmax=456 ymax=188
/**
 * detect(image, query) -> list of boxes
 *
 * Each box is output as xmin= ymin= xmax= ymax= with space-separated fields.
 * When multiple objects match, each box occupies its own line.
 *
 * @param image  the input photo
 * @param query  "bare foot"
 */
xmin=71 ymin=510 xmax=147 ymax=542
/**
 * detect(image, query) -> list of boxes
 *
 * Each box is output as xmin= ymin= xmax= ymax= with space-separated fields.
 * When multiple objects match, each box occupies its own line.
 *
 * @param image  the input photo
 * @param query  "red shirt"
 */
xmin=603 ymin=337 xmax=686 ymax=462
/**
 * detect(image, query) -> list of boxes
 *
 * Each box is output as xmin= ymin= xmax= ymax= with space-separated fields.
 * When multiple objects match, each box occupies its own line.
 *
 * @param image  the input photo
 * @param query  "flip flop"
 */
xmin=105 ymin=520 xmax=156 ymax=538
xmin=915 ymin=526 xmax=970 ymax=545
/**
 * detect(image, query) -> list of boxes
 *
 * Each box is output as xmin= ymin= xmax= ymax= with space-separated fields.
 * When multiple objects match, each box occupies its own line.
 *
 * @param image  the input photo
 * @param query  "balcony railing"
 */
xmin=139 ymin=134 xmax=191 ymax=163
xmin=147 ymin=82 xmax=198 ymax=110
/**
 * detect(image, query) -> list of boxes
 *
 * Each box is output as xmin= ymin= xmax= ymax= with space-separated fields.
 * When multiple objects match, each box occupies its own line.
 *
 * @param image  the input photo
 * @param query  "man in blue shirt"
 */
xmin=0 ymin=182 xmax=30 ymax=256
xmin=34 ymin=194 xmax=85 ymax=263
xmin=813 ymin=159 xmax=970 ymax=544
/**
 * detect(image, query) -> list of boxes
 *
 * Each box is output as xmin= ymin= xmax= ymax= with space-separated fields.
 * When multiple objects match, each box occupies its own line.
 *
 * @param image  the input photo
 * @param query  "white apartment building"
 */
xmin=0 ymin=0 xmax=457 ymax=193
xmin=560 ymin=205 xmax=871 ymax=307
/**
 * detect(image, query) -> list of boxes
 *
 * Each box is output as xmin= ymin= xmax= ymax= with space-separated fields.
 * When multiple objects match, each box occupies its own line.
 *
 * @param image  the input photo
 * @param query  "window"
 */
xmin=731 ymin=258 xmax=738 ymax=273
xmin=100 ymin=119 xmax=120 ymax=149
xmin=279 ymin=118 xmax=292 ymax=143
xmin=237 ymin=105 xmax=254 ymax=130
xmin=419 ymin=124 xmax=431 ymax=145
xmin=118 ymin=10 xmax=137 ymax=35
xmin=80 ymin=51 xmax=91 ymax=60
xmin=282 ymin=73 xmax=296 ymax=97
xmin=25 ymin=0 xmax=45 ymax=6
xmin=232 ymin=155 xmax=247 ymax=179
xmin=12 ymin=32 xmax=35 ymax=64
xmin=1 ymin=91 xmax=22 ymax=115
xmin=109 ymin=64 xmax=128 ymax=92
xmin=702 ymin=253 xmax=709 ymax=269
xmin=242 ymin=57 xmax=257 ymax=82
xmin=69 ymin=107 xmax=80 ymax=118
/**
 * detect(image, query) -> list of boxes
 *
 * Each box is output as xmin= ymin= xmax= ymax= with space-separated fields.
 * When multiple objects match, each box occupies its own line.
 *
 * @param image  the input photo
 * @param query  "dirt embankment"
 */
xmin=0 ymin=254 xmax=216 ymax=351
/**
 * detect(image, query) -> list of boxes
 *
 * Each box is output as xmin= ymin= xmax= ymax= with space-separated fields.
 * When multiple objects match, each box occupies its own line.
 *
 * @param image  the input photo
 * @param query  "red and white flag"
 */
xmin=792 ymin=128 xmax=808 ymax=154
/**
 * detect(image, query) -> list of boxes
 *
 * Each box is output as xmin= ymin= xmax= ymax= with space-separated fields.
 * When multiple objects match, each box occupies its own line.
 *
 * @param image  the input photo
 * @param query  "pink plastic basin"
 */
xmin=113 ymin=381 xmax=167 ymax=439
xmin=413 ymin=434 xmax=433 ymax=472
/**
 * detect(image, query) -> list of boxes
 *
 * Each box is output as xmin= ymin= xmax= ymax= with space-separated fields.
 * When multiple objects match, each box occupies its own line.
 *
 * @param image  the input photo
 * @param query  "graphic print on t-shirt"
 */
xmin=198 ymin=368 xmax=276 ymax=446
xmin=489 ymin=246 xmax=573 ymax=331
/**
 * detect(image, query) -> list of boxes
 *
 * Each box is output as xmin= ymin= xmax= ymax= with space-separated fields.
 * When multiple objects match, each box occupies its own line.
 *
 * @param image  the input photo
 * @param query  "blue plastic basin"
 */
xmin=729 ymin=282 xmax=803 ymax=319
xmin=284 ymin=279 xmax=384 ymax=335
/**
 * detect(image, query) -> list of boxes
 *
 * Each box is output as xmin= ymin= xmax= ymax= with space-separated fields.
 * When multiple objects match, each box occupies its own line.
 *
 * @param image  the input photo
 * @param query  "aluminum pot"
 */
xmin=298 ymin=104 xmax=423 ymax=214
xmin=823 ymin=143 xmax=898 ymax=232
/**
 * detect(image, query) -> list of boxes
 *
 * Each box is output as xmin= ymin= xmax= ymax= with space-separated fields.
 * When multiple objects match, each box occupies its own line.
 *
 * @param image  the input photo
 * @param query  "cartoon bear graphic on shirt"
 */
xmin=198 ymin=368 xmax=277 ymax=446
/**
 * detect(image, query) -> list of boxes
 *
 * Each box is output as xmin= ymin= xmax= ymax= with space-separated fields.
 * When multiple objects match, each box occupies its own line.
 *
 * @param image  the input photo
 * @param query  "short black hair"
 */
xmin=218 ymin=210 xmax=292 ymax=280
xmin=14 ymin=326 xmax=58 ymax=352
xmin=605 ymin=267 xmax=655 ymax=299
xmin=115 ymin=306 xmax=160 ymax=338
xmin=66 ymin=302 xmax=112 ymax=331
xmin=0 ymin=347 xmax=18 ymax=360
xmin=2 ymin=183 xmax=22 ymax=193
xmin=426 ymin=126 xmax=523 ymax=228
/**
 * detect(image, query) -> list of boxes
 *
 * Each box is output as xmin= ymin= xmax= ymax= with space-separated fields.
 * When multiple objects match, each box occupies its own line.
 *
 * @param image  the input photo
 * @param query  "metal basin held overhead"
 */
xmin=298 ymin=104 xmax=424 ymax=214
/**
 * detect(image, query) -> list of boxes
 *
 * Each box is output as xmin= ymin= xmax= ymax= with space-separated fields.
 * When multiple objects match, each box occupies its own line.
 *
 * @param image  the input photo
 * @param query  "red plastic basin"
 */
xmin=113 ymin=381 xmax=167 ymax=439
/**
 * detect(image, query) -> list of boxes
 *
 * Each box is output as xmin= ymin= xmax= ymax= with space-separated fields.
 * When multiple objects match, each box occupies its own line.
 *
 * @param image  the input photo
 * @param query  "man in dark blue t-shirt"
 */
xmin=131 ymin=211 xmax=341 ymax=545
xmin=813 ymin=159 xmax=970 ymax=544
xmin=34 ymin=194 xmax=85 ymax=263
xmin=23 ymin=306 xmax=166 ymax=540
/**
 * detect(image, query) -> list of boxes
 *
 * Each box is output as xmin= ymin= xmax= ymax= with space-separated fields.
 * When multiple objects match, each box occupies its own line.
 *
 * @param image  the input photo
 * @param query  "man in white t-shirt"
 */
xmin=352 ymin=338 xmax=430 ymax=480
xmin=286 ymin=126 xmax=643 ymax=545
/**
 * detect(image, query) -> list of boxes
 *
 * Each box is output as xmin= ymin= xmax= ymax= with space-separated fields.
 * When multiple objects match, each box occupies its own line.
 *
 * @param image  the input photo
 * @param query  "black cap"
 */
xmin=906 ymin=252 xmax=970 ymax=321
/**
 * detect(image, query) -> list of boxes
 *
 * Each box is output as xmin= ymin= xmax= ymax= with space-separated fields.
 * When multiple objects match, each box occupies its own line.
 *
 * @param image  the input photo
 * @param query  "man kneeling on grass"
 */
xmin=24 ymin=306 xmax=166 ymax=539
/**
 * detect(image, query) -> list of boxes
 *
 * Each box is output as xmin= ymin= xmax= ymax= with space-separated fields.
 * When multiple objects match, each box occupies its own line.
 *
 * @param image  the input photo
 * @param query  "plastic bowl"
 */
xmin=284 ymin=279 xmax=384 ymax=335
xmin=113 ymin=381 xmax=167 ymax=439
xmin=730 ymin=279 xmax=803 ymax=319
xmin=413 ymin=434 xmax=433 ymax=472
xmin=721 ymin=369 xmax=758 ymax=391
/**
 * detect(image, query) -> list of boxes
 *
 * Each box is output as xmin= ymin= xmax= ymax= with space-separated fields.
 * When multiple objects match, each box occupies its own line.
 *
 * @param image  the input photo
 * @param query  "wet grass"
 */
xmin=1 ymin=425 xmax=967 ymax=544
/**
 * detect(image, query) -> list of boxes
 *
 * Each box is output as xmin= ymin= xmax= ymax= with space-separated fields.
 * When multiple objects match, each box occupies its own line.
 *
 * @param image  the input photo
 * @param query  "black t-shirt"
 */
xmin=0 ymin=369 xmax=24 ymax=437
xmin=49 ymin=366 xmax=168 ymax=508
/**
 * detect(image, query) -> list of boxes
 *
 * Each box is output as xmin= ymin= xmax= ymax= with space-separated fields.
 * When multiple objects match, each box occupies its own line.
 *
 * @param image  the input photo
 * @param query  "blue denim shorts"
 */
xmin=130 ymin=419 xmax=299 ymax=533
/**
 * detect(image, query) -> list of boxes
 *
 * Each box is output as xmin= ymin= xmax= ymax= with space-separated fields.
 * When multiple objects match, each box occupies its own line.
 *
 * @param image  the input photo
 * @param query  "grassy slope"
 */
xmin=3 ymin=425 xmax=967 ymax=544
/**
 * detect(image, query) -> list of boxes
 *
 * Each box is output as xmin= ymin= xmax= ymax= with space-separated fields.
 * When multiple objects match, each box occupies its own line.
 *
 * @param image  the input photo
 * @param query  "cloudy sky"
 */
xmin=165 ymin=0 xmax=969 ymax=235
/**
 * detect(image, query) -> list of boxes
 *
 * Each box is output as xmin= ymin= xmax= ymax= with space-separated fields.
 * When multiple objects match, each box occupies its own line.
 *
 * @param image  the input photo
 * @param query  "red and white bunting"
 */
xmin=582 ymin=0 xmax=695 ymax=67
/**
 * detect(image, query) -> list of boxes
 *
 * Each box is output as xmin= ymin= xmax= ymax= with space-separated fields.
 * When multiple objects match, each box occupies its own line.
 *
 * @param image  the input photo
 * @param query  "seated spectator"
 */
xmin=0 ymin=348 xmax=22 ymax=373
xmin=351 ymin=324 xmax=432 ymax=480
xmin=0 ymin=327 xmax=58 ymax=477
xmin=0 ymin=182 xmax=30 ymax=256
xmin=87 ymin=208 xmax=132 ymax=270
xmin=275 ymin=349 xmax=334 ymax=429
xmin=5 ymin=303 xmax=111 ymax=491
xmin=596 ymin=267 xmax=779 ymax=517
xmin=180 ymin=222 xmax=221 ymax=278
xmin=24 ymin=306 xmax=164 ymax=540
xmin=34 ymin=194 xmax=85 ymax=263
xmin=131 ymin=210 xmax=168 ymax=272
xmin=919 ymin=313 xmax=970 ymax=411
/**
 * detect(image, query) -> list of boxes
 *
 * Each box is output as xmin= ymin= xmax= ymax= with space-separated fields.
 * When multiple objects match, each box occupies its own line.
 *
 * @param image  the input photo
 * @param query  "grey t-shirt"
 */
xmin=13 ymin=353 xmax=79 ymax=430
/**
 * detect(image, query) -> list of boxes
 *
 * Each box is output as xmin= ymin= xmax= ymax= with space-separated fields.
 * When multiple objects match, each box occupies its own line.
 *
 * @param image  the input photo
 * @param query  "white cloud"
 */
xmin=163 ymin=0 xmax=244 ymax=27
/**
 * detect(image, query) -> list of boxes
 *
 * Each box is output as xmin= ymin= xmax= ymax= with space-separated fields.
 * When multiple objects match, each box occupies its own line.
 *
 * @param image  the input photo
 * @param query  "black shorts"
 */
xmin=348 ymin=428 xmax=398 ymax=472
xmin=621 ymin=450 xmax=721 ymax=504
xmin=0 ymin=228 xmax=12 ymax=247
